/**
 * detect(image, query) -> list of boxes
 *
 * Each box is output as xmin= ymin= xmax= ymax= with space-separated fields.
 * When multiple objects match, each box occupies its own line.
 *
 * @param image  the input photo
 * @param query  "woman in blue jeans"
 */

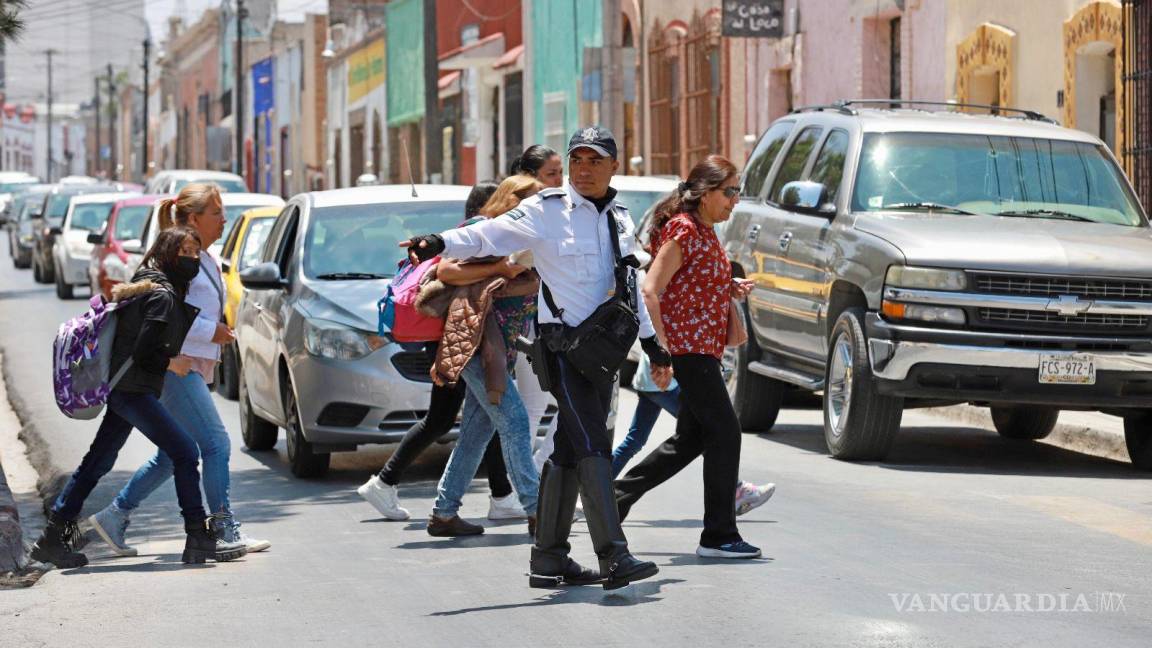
xmin=427 ymin=175 xmax=544 ymax=537
xmin=31 ymin=227 xmax=246 ymax=567
xmin=88 ymin=184 xmax=268 ymax=558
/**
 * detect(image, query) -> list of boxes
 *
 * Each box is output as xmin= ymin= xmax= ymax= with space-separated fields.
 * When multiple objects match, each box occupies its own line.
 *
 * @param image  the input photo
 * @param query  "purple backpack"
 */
xmin=52 ymin=294 xmax=139 ymax=419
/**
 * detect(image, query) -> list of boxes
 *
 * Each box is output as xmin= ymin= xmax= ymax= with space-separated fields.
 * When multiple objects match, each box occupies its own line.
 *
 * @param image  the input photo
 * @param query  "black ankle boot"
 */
xmin=577 ymin=457 xmax=658 ymax=590
xmin=529 ymin=461 xmax=601 ymax=588
xmin=30 ymin=512 xmax=88 ymax=568
xmin=183 ymin=517 xmax=247 ymax=564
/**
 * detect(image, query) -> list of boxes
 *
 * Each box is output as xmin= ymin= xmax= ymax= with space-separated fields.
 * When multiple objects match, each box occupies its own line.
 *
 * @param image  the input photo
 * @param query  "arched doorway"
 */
xmin=1063 ymin=1 xmax=1125 ymax=155
xmin=956 ymin=23 xmax=1015 ymax=112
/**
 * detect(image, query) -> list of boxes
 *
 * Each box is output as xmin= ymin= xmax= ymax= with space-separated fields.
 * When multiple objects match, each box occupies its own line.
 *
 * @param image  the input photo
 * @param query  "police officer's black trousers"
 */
xmin=546 ymin=353 xmax=615 ymax=465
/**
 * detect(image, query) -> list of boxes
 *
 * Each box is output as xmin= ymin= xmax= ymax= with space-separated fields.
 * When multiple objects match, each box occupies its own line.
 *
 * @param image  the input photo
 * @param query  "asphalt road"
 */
xmin=1 ymin=253 xmax=1150 ymax=647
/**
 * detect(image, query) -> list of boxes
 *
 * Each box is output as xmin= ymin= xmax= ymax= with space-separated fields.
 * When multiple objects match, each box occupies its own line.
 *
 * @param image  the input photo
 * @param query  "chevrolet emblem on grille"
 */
xmin=1046 ymin=294 xmax=1093 ymax=316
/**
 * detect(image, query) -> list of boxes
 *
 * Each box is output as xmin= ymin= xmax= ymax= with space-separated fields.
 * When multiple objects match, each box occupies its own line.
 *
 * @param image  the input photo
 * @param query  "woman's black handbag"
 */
xmin=538 ymin=207 xmax=639 ymax=384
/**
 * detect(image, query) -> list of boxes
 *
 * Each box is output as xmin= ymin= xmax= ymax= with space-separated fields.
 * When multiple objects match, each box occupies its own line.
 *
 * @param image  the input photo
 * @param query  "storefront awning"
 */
xmin=439 ymin=32 xmax=506 ymax=70
xmin=438 ymin=71 xmax=461 ymax=99
xmin=493 ymin=44 xmax=524 ymax=71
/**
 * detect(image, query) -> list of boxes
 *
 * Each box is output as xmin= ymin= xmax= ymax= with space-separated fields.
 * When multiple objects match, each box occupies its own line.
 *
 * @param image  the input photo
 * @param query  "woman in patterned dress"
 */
xmin=614 ymin=155 xmax=763 ymax=559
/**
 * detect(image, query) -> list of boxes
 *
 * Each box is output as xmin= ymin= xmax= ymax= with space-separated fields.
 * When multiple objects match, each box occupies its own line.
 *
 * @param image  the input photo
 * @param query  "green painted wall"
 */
xmin=530 ymin=0 xmax=603 ymax=146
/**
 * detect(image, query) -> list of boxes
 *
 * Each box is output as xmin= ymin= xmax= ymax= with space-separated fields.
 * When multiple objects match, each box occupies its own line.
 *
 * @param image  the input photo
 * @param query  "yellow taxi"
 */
xmin=215 ymin=206 xmax=281 ymax=399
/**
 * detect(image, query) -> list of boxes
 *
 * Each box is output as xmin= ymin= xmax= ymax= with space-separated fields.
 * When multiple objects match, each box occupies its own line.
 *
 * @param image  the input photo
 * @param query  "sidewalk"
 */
xmin=924 ymin=404 xmax=1131 ymax=463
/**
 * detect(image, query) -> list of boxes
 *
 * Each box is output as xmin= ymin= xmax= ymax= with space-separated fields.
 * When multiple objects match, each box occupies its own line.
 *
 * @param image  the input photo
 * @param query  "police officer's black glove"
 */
xmin=406 ymin=234 xmax=445 ymax=263
xmin=640 ymin=335 xmax=672 ymax=367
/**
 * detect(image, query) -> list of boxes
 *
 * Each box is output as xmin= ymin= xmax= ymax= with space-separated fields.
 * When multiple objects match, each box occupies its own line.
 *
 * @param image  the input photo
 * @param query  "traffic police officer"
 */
xmin=404 ymin=126 xmax=671 ymax=590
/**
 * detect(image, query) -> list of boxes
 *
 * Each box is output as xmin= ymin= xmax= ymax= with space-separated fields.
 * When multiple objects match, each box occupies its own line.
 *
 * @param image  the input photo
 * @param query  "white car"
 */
xmin=0 ymin=172 xmax=39 ymax=215
xmin=145 ymin=170 xmax=248 ymax=195
xmin=131 ymin=192 xmax=286 ymax=277
xmin=609 ymin=175 xmax=679 ymax=226
xmin=52 ymin=191 xmax=140 ymax=299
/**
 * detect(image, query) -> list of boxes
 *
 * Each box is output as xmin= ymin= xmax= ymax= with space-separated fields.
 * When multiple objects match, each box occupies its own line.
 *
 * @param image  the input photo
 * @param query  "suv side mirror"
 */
xmin=779 ymin=181 xmax=836 ymax=216
xmin=239 ymin=261 xmax=286 ymax=290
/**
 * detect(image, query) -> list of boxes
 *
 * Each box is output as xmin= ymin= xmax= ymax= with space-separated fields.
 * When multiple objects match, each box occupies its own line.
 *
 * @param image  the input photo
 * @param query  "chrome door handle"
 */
xmin=747 ymin=224 xmax=761 ymax=242
xmin=778 ymin=232 xmax=793 ymax=251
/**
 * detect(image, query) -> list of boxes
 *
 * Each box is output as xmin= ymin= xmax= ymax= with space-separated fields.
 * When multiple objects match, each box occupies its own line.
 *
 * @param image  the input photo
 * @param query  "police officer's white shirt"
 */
xmin=438 ymin=182 xmax=656 ymax=338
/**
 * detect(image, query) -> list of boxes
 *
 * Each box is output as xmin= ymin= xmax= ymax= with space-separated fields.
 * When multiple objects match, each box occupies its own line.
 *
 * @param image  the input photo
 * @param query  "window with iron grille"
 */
xmin=1123 ymin=0 xmax=1151 ymax=212
xmin=649 ymin=14 xmax=724 ymax=177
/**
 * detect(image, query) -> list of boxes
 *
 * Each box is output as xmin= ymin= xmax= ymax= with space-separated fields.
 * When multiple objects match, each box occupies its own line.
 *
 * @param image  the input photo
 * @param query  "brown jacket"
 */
xmin=418 ymin=265 xmax=539 ymax=403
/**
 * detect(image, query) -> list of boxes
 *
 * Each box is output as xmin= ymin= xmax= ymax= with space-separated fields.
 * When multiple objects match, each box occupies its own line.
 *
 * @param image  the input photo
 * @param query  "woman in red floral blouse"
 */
xmin=614 ymin=155 xmax=763 ymax=559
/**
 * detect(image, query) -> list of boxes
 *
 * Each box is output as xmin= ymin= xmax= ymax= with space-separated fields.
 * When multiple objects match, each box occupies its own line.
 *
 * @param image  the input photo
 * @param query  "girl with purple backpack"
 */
xmin=31 ymin=227 xmax=246 ymax=567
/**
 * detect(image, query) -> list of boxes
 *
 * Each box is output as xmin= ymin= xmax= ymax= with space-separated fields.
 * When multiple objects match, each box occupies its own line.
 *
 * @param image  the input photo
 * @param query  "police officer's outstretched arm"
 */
xmin=402 ymin=201 xmax=544 ymax=264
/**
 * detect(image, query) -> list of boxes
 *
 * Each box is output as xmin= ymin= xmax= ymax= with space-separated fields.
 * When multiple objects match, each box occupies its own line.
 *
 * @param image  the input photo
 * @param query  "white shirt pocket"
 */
xmin=557 ymin=237 xmax=599 ymax=281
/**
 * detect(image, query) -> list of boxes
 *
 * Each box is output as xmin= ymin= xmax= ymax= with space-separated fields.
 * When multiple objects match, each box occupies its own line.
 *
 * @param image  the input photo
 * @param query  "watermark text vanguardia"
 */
xmin=889 ymin=592 xmax=1127 ymax=613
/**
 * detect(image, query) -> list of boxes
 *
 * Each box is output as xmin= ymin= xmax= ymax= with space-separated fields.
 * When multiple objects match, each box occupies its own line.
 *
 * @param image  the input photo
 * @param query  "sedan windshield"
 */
xmin=113 ymin=206 xmax=151 ymax=240
xmin=852 ymin=132 xmax=1145 ymax=226
xmin=304 ymin=201 xmax=465 ymax=279
xmin=70 ymin=203 xmax=115 ymax=232
xmin=173 ymin=178 xmax=248 ymax=194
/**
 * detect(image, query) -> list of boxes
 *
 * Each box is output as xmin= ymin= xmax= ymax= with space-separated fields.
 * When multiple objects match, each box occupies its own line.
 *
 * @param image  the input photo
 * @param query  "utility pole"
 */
xmin=93 ymin=77 xmax=101 ymax=177
xmin=141 ymin=38 xmax=151 ymax=181
xmin=45 ymin=49 xmax=57 ymax=182
xmin=107 ymin=63 xmax=117 ymax=180
xmin=422 ymin=0 xmax=440 ymax=183
xmin=235 ymin=0 xmax=246 ymax=180
xmin=601 ymin=0 xmax=624 ymax=152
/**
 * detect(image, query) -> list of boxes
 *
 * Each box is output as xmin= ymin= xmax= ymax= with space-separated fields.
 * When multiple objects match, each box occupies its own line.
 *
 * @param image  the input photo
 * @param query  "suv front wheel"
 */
xmin=1122 ymin=412 xmax=1152 ymax=471
xmin=823 ymin=308 xmax=903 ymax=460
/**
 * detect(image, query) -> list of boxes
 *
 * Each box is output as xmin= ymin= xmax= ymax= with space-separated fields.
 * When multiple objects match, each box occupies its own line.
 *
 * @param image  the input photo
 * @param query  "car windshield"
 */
xmin=852 ymin=132 xmax=1145 ymax=226
xmin=113 ymin=206 xmax=150 ymax=241
xmin=173 ymin=178 xmax=248 ymax=193
xmin=0 ymin=182 xmax=34 ymax=193
xmin=239 ymin=218 xmax=276 ymax=271
xmin=304 ymin=201 xmax=464 ymax=279
xmin=70 ymin=203 xmax=115 ymax=232
xmin=222 ymin=204 xmax=270 ymax=244
xmin=615 ymin=189 xmax=667 ymax=225
xmin=45 ymin=193 xmax=82 ymax=223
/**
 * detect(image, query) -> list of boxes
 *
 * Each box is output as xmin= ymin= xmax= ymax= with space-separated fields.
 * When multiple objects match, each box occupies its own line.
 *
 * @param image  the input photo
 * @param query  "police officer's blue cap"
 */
xmin=567 ymin=125 xmax=618 ymax=160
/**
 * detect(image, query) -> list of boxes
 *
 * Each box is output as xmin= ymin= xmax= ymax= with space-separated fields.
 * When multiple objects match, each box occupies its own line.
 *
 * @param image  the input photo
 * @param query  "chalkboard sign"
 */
xmin=722 ymin=0 xmax=785 ymax=38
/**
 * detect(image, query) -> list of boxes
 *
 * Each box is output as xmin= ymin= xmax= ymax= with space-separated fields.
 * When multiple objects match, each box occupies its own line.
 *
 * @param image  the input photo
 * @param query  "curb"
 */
xmin=923 ymin=403 xmax=1131 ymax=463
xmin=0 ymin=344 xmax=61 ymax=501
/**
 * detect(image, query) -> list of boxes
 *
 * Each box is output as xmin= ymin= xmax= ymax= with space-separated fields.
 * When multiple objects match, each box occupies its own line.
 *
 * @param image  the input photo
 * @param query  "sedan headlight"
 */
xmin=303 ymin=318 xmax=388 ymax=360
xmin=885 ymin=265 xmax=967 ymax=291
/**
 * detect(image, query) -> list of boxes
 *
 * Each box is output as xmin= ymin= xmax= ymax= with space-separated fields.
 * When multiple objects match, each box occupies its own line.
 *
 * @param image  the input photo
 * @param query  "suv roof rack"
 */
xmin=790 ymin=103 xmax=859 ymax=116
xmin=825 ymin=99 xmax=1056 ymax=123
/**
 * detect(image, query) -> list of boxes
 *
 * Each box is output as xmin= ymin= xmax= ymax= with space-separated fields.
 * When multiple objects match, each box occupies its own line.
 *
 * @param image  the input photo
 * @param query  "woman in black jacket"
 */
xmin=31 ymin=227 xmax=246 ymax=567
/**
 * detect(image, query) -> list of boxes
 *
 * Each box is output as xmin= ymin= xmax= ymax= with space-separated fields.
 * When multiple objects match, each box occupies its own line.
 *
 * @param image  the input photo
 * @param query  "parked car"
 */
xmin=32 ymin=184 xmax=124 ymax=284
xmin=234 ymin=185 xmax=475 ymax=477
xmin=52 ymin=192 xmax=140 ymax=298
xmin=722 ymin=99 xmax=1152 ymax=470
xmin=3 ymin=183 xmax=53 ymax=268
xmin=0 ymin=172 xmax=40 ymax=215
xmin=88 ymin=195 xmax=164 ymax=300
xmin=609 ymin=174 xmax=679 ymax=226
xmin=144 ymin=169 xmax=248 ymax=195
xmin=215 ymin=205 xmax=282 ymax=400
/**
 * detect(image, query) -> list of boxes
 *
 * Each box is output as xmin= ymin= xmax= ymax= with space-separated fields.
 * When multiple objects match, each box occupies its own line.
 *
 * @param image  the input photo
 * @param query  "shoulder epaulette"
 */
xmin=539 ymin=188 xmax=566 ymax=200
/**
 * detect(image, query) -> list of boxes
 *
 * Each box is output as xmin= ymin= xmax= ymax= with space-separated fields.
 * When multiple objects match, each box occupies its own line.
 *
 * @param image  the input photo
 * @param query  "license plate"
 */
xmin=1038 ymin=354 xmax=1096 ymax=385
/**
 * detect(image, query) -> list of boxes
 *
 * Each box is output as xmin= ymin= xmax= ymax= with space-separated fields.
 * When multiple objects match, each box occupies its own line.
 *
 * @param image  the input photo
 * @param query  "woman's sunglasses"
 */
xmin=718 ymin=186 xmax=740 ymax=198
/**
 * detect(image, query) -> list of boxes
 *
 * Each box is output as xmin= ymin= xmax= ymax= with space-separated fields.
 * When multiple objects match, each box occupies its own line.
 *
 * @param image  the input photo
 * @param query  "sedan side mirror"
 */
xmin=48 ymin=226 xmax=63 ymax=236
xmin=239 ymin=261 xmax=286 ymax=290
xmin=779 ymin=181 xmax=836 ymax=217
xmin=86 ymin=231 xmax=106 ymax=245
xmin=121 ymin=239 xmax=143 ymax=254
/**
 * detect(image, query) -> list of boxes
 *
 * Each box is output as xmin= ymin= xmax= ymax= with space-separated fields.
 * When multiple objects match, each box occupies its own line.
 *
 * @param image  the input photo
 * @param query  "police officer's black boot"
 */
xmin=578 ymin=456 xmax=658 ymax=590
xmin=30 ymin=512 xmax=88 ymax=568
xmin=529 ymin=461 xmax=601 ymax=588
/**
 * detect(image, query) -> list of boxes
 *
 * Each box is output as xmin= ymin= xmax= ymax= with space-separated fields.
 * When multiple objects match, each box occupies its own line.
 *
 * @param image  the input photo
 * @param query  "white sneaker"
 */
xmin=735 ymin=481 xmax=776 ymax=516
xmin=487 ymin=493 xmax=528 ymax=520
xmin=357 ymin=475 xmax=410 ymax=521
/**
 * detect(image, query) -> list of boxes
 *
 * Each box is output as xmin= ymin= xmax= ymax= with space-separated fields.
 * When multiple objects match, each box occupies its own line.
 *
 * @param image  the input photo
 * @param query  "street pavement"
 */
xmin=1 ymin=257 xmax=1151 ymax=647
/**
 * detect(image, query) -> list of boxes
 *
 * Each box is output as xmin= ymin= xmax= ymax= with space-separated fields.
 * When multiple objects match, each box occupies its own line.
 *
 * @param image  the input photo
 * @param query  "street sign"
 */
xmin=722 ymin=0 xmax=785 ymax=38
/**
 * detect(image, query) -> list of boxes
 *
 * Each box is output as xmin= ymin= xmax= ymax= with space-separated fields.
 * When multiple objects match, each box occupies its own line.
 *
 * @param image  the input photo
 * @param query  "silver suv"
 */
xmin=724 ymin=100 xmax=1152 ymax=470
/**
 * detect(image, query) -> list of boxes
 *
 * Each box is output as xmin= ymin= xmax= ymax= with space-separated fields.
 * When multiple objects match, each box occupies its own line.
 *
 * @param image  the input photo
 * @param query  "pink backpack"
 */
xmin=378 ymin=257 xmax=444 ymax=342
